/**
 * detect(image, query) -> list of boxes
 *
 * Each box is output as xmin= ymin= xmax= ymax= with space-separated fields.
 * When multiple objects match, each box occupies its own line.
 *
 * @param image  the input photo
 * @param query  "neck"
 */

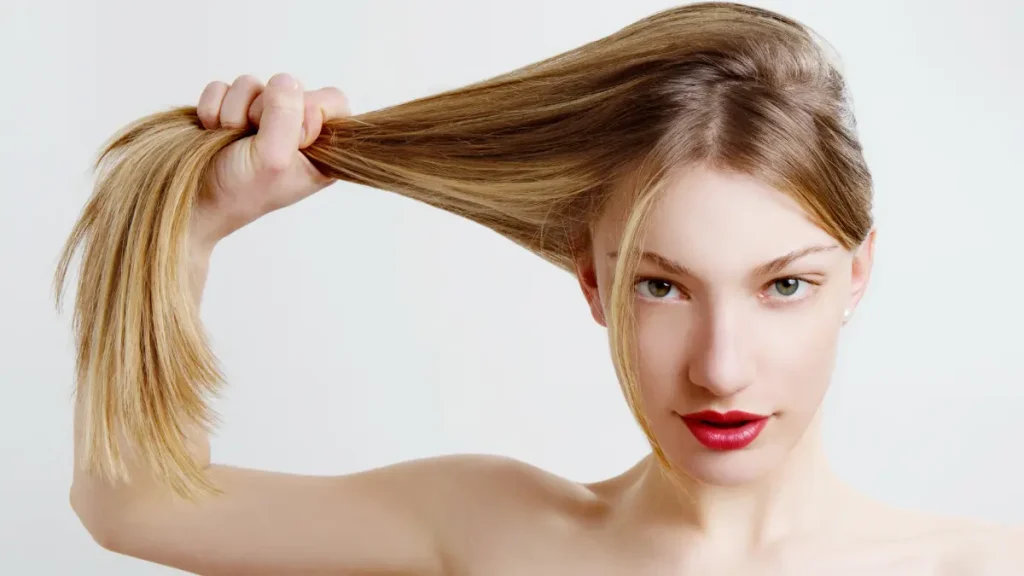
xmin=623 ymin=412 xmax=854 ymax=551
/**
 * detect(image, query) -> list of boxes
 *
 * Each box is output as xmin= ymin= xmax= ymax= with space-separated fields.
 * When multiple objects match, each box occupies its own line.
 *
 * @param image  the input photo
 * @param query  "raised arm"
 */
xmin=65 ymin=73 xmax=465 ymax=576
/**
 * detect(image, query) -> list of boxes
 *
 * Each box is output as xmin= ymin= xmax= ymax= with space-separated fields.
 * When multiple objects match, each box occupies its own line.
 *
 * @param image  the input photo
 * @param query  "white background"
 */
xmin=1 ymin=0 xmax=1021 ymax=573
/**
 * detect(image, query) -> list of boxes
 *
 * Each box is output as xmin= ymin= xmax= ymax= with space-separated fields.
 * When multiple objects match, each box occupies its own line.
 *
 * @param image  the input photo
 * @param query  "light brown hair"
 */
xmin=54 ymin=1 xmax=873 ymax=498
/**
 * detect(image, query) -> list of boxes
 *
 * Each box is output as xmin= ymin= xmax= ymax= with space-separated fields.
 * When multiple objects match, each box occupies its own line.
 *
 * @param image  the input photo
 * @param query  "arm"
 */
xmin=976 ymin=524 xmax=1024 ymax=576
xmin=70 ymin=244 xmax=454 ymax=576
xmin=67 ymin=74 xmax=466 ymax=576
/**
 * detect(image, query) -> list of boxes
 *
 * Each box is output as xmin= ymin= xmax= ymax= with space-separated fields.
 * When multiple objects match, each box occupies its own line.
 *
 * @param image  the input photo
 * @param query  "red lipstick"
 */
xmin=680 ymin=410 xmax=769 ymax=451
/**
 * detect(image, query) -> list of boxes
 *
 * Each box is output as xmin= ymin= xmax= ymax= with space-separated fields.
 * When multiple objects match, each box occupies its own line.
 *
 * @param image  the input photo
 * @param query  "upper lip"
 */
xmin=680 ymin=410 xmax=769 ymax=423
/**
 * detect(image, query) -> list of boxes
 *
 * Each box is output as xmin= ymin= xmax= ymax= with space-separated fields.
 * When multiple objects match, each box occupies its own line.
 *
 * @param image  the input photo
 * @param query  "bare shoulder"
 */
xmin=411 ymin=452 xmax=596 ymax=504
xmin=839 ymin=497 xmax=1023 ymax=575
xmin=881 ymin=507 xmax=1024 ymax=575
xmin=415 ymin=453 xmax=605 ymax=570
xmin=426 ymin=451 xmax=605 ymax=520
xmin=939 ymin=519 xmax=1024 ymax=575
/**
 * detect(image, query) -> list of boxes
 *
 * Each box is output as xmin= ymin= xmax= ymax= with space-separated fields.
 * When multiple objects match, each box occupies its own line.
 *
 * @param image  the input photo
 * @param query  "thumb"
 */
xmin=252 ymin=73 xmax=304 ymax=172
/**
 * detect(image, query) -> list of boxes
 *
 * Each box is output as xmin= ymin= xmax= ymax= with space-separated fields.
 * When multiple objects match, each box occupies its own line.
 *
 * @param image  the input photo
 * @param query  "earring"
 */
xmin=842 ymin=309 xmax=851 ymax=324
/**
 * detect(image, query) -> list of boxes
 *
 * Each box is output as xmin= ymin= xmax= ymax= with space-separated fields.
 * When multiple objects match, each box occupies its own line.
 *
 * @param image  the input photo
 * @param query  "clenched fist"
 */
xmin=190 ymin=72 xmax=350 ymax=251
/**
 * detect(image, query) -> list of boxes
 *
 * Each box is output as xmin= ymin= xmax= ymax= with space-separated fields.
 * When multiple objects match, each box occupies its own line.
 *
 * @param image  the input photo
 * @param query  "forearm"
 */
xmin=188 ymin=225 xmax=216 ymax=309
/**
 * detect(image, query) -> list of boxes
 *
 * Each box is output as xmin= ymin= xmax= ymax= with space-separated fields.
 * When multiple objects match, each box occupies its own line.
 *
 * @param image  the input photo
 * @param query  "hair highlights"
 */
xmin=55 ymin=2 xmax=873 ymax=498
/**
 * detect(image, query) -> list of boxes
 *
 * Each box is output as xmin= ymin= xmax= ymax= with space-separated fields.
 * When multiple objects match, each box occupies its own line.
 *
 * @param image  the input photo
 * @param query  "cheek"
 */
xmin=630 ymin=300 xmax=843 ymax=406
xmin=757 ymin=304 xmax=842 ymax=403
xmin=632 ymin=306 xmax=692 ymax=405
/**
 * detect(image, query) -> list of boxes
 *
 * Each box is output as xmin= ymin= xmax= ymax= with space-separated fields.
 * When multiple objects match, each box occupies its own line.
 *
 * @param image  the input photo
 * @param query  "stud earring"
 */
xmin=842 ymin=309 xmax=851 ymax=324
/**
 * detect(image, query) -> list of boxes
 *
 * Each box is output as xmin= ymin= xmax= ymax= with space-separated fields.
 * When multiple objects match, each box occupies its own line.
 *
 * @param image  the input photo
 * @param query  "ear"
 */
xmin=574 ymin=251 xmax=607 ymax=327
xmin=845 ymin=227 xmax=876 ymax=322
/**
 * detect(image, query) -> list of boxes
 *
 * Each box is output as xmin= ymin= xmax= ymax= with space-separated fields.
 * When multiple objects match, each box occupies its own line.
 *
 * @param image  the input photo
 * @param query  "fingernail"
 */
xmin=269 ymin=73 xmax=296 ymax=89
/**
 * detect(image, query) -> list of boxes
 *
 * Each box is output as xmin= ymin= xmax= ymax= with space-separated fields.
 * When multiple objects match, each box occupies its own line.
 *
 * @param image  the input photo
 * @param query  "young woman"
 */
xmin=59 ymin=2 xmax=1019 ymax=574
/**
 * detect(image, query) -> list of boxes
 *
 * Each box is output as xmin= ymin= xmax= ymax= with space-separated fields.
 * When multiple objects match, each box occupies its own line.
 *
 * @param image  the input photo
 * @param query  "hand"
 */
xmin=191 ymin=73 xmax=350 ymax=251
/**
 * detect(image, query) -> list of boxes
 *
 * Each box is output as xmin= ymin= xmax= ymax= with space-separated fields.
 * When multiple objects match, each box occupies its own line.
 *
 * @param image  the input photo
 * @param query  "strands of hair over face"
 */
xmin=54 ymin=1 xmax=873 ymax=499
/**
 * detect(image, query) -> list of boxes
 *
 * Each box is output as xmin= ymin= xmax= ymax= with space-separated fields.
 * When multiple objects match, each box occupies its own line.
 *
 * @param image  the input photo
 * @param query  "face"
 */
xmin=578 ymin=165 xmax=874 ymax=486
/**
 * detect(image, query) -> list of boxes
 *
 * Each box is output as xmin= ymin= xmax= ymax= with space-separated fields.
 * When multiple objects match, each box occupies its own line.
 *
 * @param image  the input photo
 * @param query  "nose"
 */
xmin=686 ymin=304 xmax=756 ymax=397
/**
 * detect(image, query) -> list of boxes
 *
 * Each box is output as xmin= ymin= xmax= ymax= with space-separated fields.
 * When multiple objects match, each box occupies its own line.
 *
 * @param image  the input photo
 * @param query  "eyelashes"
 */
xmin=764 ymin=277 xmax=811 ymax=301
xmin=634 ymin=278 xmax=682 ymax=300
xmin=632 ymin=276 xmax=823 ymax=305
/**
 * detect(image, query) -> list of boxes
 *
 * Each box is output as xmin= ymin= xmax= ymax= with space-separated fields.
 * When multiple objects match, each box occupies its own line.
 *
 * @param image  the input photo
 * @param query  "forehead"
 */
xmin=598 ymin=165 xmax=839 ymax=271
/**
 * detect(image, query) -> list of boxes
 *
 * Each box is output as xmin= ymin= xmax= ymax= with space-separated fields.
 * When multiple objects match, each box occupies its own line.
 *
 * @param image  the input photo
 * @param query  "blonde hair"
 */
xmin=54 ymin=1 xmax=873 ymax=499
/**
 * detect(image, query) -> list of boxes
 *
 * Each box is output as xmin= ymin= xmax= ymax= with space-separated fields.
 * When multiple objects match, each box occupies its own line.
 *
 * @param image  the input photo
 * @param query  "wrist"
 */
xmin=188 ymin=205 xmax=224 ymax=256
xmin=186 ymin=230 xmax=215 ymax=309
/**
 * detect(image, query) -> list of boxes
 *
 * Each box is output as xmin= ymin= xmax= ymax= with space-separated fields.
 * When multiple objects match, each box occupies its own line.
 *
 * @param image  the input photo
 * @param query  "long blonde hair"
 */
xmin=54 ymin=1 xmax=873 ymax=499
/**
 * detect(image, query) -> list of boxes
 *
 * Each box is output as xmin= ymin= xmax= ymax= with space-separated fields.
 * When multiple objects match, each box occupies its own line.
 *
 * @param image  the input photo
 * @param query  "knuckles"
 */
xmin=230 ymin=74 xmax=263 ymax=90
xmin=261 ymin=88 xmax=304 ymax=113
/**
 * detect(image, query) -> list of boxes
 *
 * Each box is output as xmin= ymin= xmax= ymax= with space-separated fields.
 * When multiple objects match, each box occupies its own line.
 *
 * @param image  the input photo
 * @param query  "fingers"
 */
xmin=197 ymin=81 xmax=229 ymax=129
xmin=299 ymin=87 xmax=351 ymax=149
xmin=197 ymin=73 xmax=348 ymax=165
xmin=247 ymin=93 xmax=265 ymax=128
xmin=220 ymin=75 xmax=265 ymax=129
xmin=247 ymin=77 xmax=303 ymax=128
xmin=198 ymin=74 xmax=348 ymax=146
xmin=252 ymin=73 xmax=305 ymax=172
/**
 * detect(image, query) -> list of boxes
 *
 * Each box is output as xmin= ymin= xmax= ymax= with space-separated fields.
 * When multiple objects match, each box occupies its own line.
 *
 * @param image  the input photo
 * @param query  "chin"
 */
xmin=669 ymin=449 xmax=779 ymax=487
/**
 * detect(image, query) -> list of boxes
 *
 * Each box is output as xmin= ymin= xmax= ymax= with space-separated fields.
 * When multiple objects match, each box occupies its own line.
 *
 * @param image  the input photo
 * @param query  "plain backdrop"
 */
xmin=1 ymin=0 xmax=1021 ymax=573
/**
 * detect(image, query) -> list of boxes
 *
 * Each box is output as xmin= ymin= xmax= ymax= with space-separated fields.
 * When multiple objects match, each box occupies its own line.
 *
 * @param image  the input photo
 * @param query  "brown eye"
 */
xmin=647 ymin=280 xmax=672 ymax=297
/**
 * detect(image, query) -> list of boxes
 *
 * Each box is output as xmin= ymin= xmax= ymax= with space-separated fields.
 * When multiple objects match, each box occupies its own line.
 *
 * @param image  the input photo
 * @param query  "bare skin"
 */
xmin=69 ymin=74 xmax=1021 ymax=576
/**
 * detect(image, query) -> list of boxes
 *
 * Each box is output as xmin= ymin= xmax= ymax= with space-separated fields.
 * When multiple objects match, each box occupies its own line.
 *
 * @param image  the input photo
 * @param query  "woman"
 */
xmin=58 ymin=2 xmax=1019 ymax=574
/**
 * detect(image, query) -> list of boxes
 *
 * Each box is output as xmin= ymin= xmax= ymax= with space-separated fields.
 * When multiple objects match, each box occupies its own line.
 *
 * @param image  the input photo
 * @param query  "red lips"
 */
xmin=679 ymin=410 xmax=770 ymax=450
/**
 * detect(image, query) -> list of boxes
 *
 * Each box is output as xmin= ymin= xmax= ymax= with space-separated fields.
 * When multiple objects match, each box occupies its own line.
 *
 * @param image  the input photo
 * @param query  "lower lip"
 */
xmin=681 ymin=417 xmax=769 ymax=451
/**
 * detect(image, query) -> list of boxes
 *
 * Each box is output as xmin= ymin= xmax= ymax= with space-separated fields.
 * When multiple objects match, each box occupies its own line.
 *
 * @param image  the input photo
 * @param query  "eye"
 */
xmin=634 ymin=278 xmax=683 ymax=300
xmin=765 ymin=277 xmax=809 ymax=300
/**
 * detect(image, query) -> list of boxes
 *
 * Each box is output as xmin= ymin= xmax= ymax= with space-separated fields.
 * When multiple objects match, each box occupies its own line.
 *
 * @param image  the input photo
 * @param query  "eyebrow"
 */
xmin=606 ymin=243 xmax=839 ymax=278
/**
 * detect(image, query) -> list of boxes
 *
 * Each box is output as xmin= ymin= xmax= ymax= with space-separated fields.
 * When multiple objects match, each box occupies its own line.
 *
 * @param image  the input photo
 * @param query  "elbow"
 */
xmin=69 ymin=481 xmax=126 ymax=552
